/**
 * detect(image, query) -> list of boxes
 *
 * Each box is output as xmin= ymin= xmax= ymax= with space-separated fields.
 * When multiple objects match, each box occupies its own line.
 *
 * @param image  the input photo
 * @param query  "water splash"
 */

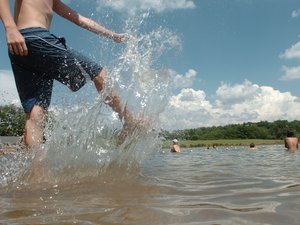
xmin=0 ymin=13 xmax=181 ymax=188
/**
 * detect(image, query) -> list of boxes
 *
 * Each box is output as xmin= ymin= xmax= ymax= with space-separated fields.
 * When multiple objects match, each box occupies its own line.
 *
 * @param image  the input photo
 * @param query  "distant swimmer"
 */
xmin=170 ymin=139 xmax=181 ymax=153
xmin=249 ymin=143 xmax=257 ymax=150
xmin=284 ymin=131 xmax=299 ymax=152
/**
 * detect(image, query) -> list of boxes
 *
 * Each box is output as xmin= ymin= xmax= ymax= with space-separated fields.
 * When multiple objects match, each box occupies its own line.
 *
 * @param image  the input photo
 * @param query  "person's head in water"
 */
xmin=172 ymin=139 xmax=179 ymax=144
xmin=170 ymin=139 xmax=181 ymax=153
xmin=250 ymin=143 xmax=255 ymax=148
xmin=287 ymin=131 xmax=294 ymax=137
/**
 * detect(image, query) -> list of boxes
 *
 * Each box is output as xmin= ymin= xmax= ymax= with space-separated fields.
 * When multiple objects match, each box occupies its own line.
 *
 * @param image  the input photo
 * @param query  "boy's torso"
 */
xmin=14 ymin=0 xmax=54 ymax=30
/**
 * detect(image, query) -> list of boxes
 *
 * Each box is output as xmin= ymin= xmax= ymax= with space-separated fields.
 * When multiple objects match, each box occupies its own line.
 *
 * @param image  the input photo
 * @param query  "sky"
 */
xmin=1 ymin=0 xmax=300 ymax=130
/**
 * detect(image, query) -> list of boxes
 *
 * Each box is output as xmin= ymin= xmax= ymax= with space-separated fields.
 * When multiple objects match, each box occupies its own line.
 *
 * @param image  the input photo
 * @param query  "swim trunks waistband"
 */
xmin=19 ymin=27 xmax=50 ymax=35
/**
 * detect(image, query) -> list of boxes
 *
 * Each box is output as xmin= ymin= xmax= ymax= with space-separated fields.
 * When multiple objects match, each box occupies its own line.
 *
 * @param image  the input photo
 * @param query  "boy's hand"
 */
xmin=6 ymin=27 xmax=28 ymax=56
xmin=111 ymin=33 xmax=126 ymax=43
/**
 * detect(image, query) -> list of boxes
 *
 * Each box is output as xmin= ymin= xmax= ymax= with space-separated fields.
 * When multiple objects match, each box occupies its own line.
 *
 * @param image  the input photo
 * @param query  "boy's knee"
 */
xmin=27 ymin=105 xmax=46 ymax=124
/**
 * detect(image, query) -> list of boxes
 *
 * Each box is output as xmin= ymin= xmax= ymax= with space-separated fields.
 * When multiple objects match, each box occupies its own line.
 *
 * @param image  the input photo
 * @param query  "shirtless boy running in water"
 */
xmin=0 ymin=0 xmax=134 ymax=150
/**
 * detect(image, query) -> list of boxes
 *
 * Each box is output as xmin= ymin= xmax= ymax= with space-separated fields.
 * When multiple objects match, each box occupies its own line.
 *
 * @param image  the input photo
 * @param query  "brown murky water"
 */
xmin=1 ymin=145 xmax=300 ymax=225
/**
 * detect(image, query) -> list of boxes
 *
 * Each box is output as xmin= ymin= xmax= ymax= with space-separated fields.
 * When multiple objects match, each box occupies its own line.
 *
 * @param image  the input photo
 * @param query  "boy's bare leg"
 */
xmin=93 ymin=68 xmax=134 ymax=123
xmin=93 ymin=68 xmax=141 ymax=143
xmin=21 ymin=105 xmax=52 ymax=182
xmin=24 ymin=105 xmax=46 ymax=150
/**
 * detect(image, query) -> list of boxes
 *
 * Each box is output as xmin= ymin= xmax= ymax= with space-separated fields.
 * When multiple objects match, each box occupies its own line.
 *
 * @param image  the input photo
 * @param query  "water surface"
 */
xmin=1 ymin=145 xmax=300 ymax=225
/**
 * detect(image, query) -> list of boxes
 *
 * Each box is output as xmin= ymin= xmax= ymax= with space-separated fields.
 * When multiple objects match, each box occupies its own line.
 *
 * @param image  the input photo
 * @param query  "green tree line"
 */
xmin=0 ymin=105 xmax=25 ymax=136
xmin=161 ymin=120 xmax=300 ymax=141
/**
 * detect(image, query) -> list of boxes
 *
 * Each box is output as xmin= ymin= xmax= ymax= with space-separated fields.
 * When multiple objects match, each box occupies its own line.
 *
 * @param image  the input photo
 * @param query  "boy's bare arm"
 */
xmin=53 ymin=0 xmax=124 ymax=43
xmin=0 ymin=0 xmax=28 ymax=56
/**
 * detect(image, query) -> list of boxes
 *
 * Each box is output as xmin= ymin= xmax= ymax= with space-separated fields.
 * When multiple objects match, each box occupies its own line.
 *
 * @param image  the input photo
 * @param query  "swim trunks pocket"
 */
xmin=24 ymin=35 xmax=67 ymax=53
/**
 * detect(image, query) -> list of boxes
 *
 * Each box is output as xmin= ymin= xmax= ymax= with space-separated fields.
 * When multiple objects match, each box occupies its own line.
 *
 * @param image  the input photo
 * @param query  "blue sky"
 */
xmin=1 ymin=0 xmax=300 ymax=130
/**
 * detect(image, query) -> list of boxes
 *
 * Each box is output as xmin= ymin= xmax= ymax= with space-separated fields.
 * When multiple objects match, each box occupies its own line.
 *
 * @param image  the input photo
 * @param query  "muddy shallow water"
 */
xmin=1 ymin=145 xmax=300 ymax=225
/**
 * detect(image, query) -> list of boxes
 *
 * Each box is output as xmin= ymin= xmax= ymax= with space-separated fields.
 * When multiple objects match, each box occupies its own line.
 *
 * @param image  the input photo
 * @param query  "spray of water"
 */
xmin=0 ymin=12 xmax=181 ymax=188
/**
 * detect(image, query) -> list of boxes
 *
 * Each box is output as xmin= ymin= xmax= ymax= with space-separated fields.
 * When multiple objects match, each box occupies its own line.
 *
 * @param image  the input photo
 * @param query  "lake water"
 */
xmin=1 ymin=144 xmax=300 ymax=225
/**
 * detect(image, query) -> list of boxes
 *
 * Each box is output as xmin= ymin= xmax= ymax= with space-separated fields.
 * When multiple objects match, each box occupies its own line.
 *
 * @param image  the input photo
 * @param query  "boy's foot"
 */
xmin=117 ymin=117 xmax=151 ymax=144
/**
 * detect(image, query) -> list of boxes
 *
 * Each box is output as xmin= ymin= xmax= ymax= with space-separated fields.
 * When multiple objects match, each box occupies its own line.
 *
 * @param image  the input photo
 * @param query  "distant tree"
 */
xmin=161 ymin=120 xmax=300 ymax=141
xmin=0 ymin=105 xmax=25 ymax=136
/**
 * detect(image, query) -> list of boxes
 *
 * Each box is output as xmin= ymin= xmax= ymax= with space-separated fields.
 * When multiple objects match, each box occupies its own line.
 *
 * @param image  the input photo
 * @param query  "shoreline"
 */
xmin=163 ymin=139 xmax=283 ymax=148
xmin=1 ymin=136 xmax=283 ymax=149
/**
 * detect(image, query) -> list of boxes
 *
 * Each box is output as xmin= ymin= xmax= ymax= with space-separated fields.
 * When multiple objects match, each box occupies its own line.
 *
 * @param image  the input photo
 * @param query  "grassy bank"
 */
xmin=163 ymin=139 xmax=283 ymax=148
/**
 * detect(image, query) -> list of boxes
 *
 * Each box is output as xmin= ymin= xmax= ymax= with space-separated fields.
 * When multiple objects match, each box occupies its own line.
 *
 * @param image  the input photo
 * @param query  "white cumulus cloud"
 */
xmin=160 ymin=80 xmax=300 ymax=130
xmin=0 ymin=70 xmax=20 ymax=106
xmin=280 ymin=66 xmax=300 ymax=80
xmin=96 ymin=0 xmax=196 ymax=14
xmin=279 ymin=41 xmax=300 ymax=80
xmin=172 ymin=69 xmax=197 ymax=88
xmin=215 ymin=80 xmax=259 ymax=105
xmin=160 ymin=88 xmax=214 ymax=129
xmin=292 ymin=9 xmax=300 ymax=18
xmin=280 ymin=41 xmax=300 ymax=59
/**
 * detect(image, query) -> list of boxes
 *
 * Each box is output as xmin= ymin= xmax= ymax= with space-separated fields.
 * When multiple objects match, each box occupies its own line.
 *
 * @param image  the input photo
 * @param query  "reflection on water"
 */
xmin=1 ymin=145 xmax=300 ymax=225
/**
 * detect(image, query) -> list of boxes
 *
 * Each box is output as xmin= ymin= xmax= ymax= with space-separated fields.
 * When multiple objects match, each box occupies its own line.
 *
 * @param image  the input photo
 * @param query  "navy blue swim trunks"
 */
xmin=9 ymin=27 xmax=103 ymax=113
